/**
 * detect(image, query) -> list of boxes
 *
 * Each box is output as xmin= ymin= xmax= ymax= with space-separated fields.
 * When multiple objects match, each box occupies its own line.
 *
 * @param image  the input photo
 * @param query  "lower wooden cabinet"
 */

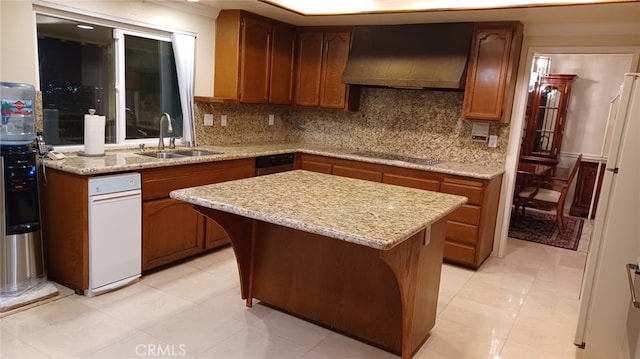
xmin=40 ymin=159 xmax=255 ymax=293
xmin=142 ymin=198 xmax=205 ymax=271
xmin=204 ymin=217 xmax=230 ymax=249
xmin=439 ymin=176 xmax=501 ymax=268
xmin=299 ymin=153 xmax=503 ymax=268
xmin=570 ymin=160 xmax=605 ymax=218
xmin=332 ymin=164 xmax=383 ymax=182
xmin=140 ymin=159 xmax=254 ymax=271
xmin=40 ymin=169 xmax=90 ymax=292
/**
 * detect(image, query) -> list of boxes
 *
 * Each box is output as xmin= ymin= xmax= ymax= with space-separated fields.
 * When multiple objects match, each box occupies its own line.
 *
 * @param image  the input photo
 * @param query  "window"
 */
xmin=119 ymin=31 xmax=183 ymax=141
xmin=36 ymin=13 xmax=191 ymax=147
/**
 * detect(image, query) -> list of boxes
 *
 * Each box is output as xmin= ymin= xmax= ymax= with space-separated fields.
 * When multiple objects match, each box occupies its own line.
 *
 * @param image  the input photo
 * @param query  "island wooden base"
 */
xmin=195 ymin=206 xmax=447 ymax=359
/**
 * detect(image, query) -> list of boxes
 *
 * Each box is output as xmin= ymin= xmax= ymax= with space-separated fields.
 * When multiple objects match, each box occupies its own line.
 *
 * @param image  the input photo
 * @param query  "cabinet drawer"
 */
xmin=441 ymin=178 xmax=484 ymax=205
xmin=446 ymin=221 xmax=478 ymax=245
xmin=444 ymin=241 xmax=476 ymax=265
xmin=333 ymin=165 xmax=382 ymax=182
xmin=141 ymin=159 xmax=254 ymax=200
xmin=301 ymin=160 xmax=333 ymax=174
xmin=447 ymin=204 xmax=481 ymax=225
xmin=382 ymin=173 xmax=440 ymax=191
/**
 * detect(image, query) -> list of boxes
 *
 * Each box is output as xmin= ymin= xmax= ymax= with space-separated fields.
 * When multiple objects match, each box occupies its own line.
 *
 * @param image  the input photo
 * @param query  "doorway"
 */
xmin=510 ymin=52 xmax=633 ymax=251
xmin=495 ymin=46 xmax=639 ymax=259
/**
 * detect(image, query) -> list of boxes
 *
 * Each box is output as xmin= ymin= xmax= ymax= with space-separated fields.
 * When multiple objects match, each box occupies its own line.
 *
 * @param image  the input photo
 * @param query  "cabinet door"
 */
xmin=382 ymin=173 xmax=440 ymax=192
xmin=462 ymin=22 xmax=522 ymax=123
xmin=203 ymin=216 xmax=230 ymax=249
xmin=214 ymin=10 xmax=241 ymax=100
xmin=522 ymin=75 xmax=577 ymax=159
xmin=294 ymin=31 xmax=324 ymax=106
xmin=332 ymin=164 xmax=382 ymax=182
xmin=319 ymin=31 xmax=351 ymax=109
xmin=270 ymin=23 xmax=296 ymax=105
xmin=239 ymin=15 xmax=272 ymax=103
xmin=143 ymin=198 xmax=204 ymax=271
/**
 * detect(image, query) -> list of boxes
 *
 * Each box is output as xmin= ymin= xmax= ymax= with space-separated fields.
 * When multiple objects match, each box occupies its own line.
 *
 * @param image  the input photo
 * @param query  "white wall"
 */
xmin=1 ymin=0 xmax=218 ymax=96
xmin=541 ymin=53 xmax=633 ymax=161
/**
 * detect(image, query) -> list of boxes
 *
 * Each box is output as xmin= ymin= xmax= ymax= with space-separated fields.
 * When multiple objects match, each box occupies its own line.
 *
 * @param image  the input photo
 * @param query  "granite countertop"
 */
xmin=170 ymin=170 xmax=468 ymax=250
xmin=40 ymin=143 xmax=504 ymax=180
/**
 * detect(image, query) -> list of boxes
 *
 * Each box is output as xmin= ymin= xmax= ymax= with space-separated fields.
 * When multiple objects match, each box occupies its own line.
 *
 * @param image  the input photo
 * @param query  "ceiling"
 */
xmin=172 ymin=0 xmax=640 ymax=27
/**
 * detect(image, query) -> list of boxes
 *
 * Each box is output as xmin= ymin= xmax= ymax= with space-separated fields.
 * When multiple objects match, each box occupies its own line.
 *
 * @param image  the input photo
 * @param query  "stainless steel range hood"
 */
xmin=342 ymin=23 xmax=473 ymax=90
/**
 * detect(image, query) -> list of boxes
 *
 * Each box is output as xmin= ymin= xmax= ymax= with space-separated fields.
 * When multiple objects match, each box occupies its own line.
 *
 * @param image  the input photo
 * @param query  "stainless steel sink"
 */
xmin=138 ymin=152 xmax=186 ymax=159
xmin=137 ymin=149 xmax=224 ymax=159
xmin=172 ymin=150 xmax=223 ymax=157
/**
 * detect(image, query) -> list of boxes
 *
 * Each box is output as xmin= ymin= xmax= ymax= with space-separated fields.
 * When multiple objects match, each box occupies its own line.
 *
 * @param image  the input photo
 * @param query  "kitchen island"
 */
xmin=170 ymin=170 xmax=467 ymax=358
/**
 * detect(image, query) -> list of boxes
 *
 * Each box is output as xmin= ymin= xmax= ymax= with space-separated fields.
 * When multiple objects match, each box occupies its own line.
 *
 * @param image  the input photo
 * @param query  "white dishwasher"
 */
xmin=87 ymin=172 xmax=141 ymax=297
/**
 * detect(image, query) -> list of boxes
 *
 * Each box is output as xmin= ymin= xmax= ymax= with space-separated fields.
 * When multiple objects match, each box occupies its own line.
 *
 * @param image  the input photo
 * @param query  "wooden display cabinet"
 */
xmin=521 ymin=74 xmax=578 ymax=162
xmin=462 ymin=22 xmax=523 ymax=123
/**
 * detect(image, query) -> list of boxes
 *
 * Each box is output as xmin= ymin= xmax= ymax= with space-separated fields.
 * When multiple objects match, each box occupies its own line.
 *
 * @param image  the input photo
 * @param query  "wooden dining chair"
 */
xmin=516 ymin=154 xmax=583 ymax=233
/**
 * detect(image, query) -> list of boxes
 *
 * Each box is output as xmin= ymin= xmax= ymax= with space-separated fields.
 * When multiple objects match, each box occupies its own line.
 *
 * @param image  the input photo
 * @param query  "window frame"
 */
xmin=34 ymin=7 xmax=194 ymax=150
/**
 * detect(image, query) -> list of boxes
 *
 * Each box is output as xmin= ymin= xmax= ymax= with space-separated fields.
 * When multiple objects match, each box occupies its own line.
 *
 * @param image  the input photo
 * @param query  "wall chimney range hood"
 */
xmin=342 ymin=23 xmax=473 ymax=90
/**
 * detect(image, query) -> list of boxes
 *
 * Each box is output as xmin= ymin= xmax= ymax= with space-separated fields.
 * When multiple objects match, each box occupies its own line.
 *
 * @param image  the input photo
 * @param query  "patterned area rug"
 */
xmin=509 ymin=209 xmax=584 ymax=250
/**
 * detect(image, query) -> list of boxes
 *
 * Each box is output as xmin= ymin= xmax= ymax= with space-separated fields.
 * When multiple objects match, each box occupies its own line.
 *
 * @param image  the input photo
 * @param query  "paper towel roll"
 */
xmin=84 ymin=111 xmax=105 ymax=155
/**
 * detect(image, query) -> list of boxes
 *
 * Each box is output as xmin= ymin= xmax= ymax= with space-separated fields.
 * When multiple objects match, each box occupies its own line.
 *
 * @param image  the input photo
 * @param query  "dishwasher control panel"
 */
xmin=89 ymin=173 xmax=141 ymax=196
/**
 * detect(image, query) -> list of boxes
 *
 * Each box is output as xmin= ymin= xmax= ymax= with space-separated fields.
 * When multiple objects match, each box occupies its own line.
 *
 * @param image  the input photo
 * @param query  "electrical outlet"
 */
xmin=221 ymin=115 xmax=227 ymax=127
xmin=204 ymin=113 xmax=214 ymax=126
xmin=268 ymin=114 xmax=274 ymax=126
xmin=488 ymin=135 xmax=498 ymax=148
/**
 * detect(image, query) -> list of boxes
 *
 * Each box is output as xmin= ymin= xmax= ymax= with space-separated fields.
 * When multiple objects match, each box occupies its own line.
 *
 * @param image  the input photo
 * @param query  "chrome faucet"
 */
xmin=158 ymin=112 xmax=175 ymax=150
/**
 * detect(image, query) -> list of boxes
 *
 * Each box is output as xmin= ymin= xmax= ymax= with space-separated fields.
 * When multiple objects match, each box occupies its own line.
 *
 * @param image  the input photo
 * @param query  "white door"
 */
xmin=581 ymin=74 xmax=640 ymax=358
xmin=623 ymin=264 xmax=640 ymax=358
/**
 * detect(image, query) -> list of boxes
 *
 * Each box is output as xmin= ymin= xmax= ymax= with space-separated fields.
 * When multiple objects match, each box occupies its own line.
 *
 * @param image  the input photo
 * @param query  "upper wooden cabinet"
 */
xmin=521 ymin=74 xmax=578 ymax=162
xmin=294 ymin=28 xmax=360 ymax=111
xmin=213 ymin=10 xmax=296 ymax=104
xmin=462 ymin=22 xmax=523 ymax=123
xmin=269 ymin=23 xmax=297 ymax=105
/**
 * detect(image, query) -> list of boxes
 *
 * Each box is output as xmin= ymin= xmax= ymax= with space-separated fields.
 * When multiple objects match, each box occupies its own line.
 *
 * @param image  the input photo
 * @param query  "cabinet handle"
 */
xmin=626 ymin=263 xmax=640 ymax=309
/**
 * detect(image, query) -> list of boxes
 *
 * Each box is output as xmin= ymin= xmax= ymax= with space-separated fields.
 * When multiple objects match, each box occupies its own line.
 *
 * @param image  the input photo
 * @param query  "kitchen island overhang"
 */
xmin=170 ymin=170 xmax=467 ymax=358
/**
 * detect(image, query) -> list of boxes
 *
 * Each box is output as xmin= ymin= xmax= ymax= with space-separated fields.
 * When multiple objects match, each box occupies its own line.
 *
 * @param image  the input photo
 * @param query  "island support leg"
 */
xmin=193 ymin=207 xmax=255 ymax=303
xmin=379 ymin=219 xmax=447 ymax=358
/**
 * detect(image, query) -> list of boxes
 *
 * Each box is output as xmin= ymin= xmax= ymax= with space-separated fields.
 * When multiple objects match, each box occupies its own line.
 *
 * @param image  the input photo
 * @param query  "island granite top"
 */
xmin=40 ymin=143 xmax=505 ymax=180
xmin=170 ymin=170 xmax=468 ymax=250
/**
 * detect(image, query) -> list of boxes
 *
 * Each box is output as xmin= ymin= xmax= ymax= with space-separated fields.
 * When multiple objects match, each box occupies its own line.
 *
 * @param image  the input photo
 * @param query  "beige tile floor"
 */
xmin=1 ymin=220 xmax=592 ymax=359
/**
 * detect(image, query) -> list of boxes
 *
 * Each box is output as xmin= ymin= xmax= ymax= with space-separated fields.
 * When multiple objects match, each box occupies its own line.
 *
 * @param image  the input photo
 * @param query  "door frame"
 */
xmin=493 ymin=45 xmax=640 ymax=259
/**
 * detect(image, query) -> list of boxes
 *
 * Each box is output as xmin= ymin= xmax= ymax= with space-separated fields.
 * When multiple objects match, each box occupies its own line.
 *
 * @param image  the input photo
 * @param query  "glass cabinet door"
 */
xmin=532 ymin=85 xmax=561 ymax=156
xmin=521 ymin=74 xmax=577 ymax=161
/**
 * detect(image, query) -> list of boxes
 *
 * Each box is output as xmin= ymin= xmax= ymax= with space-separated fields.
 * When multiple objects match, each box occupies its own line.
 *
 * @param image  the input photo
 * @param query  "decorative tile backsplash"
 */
xmin=195 ymin=87 xmax=510 ymax=167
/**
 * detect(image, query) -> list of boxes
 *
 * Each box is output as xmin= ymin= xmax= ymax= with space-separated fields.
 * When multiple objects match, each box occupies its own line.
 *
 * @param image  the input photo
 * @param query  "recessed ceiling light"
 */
xmin=259 ymin=0 xmax=633 ymax=15
xmin=77 ymin=24 xmax=94 ymax=30
xmin=187 ymin=0 xmax=200 ymax=2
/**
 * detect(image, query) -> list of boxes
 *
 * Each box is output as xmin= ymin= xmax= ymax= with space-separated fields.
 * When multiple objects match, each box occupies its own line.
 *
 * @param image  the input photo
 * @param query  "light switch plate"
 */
xmin=488 ymin=135 xmax=498 ymax=148
xmin=204 ymin=114 xmax=214 ymax=126
xmin=221 ymin=115 xmax=227 ymax=126
xmin=268 ymin=114 xmax=274 ymax=126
